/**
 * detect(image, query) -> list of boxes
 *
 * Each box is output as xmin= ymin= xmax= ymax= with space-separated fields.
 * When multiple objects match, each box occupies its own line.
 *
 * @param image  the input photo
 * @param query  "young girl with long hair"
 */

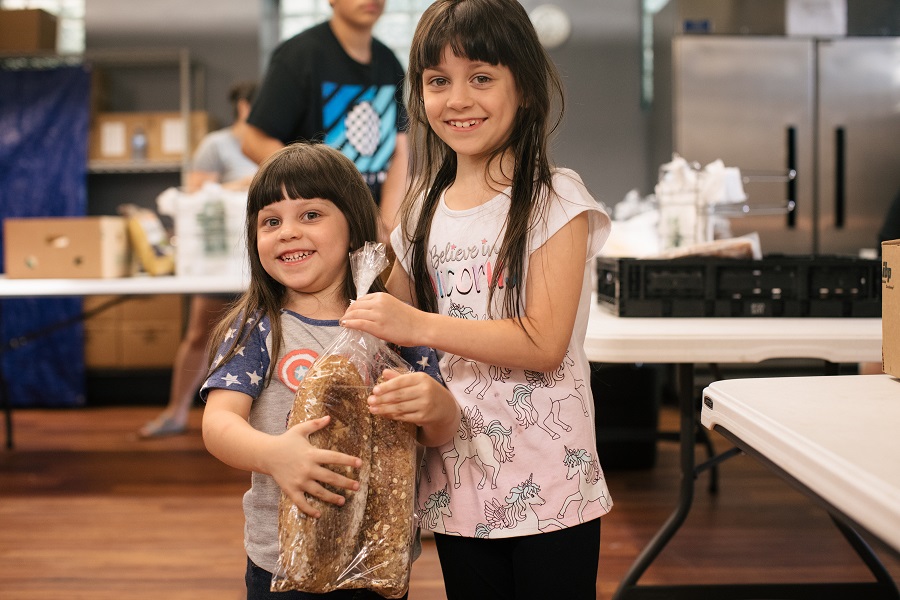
xmin=200 ymin=142 xmax=459 ymax=600
xmin=340 ymin=1 xmax=613 ymax=598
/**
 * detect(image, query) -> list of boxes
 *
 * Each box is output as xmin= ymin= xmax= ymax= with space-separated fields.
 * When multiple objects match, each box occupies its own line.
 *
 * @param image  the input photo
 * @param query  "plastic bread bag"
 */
xmin=272 ymin=242 xmax=419 ymax=598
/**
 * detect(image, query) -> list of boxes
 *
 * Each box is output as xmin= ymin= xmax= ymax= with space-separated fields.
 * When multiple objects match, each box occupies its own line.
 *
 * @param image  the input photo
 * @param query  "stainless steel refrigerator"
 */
xmin=649 ymin=34 xmax=900 ymax=256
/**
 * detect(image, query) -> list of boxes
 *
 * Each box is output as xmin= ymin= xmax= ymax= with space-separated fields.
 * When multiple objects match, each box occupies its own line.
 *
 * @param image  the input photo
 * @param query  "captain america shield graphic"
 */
xmin=278 ymin=349 xmax=319 ymax=391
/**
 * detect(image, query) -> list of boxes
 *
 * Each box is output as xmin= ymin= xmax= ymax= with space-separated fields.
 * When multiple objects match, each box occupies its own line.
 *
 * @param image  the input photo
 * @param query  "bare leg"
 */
xmin=139 ymin=295 xmax=230 ymax=438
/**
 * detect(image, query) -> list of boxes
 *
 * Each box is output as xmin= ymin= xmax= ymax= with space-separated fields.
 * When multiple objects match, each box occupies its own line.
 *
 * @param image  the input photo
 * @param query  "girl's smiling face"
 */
xmin=256 ymin=196 xmax=350 ymax=315
xmin=422 ymin=47 xmax=520 ymax=163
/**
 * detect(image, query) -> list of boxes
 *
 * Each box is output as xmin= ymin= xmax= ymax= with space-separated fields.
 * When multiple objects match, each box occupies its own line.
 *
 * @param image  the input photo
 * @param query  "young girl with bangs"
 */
xmin=200 ymin=142 xmax=459 ymax=600
xmin=340 ymin=0 xmax=613 ymax=598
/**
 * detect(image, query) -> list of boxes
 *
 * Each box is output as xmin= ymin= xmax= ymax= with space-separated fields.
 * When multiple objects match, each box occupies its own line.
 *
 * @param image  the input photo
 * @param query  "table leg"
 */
xmin=613 ymin=362 xmax=696 ymax=599
xmin=1 ymin=372 xmax=11 ymax=450
xmin=0 ymin=295 xmax=131 ymax=451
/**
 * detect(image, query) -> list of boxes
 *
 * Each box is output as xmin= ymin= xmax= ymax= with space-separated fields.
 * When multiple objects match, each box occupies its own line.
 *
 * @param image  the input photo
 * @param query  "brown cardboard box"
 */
xmin=88 ymin=111 xmax=208 ymax=162
xmin=146 ymin=111 xmax=209 ymax=161
xmin=0 ymin=9 xmax=57 ymax=53
xmin=3 ymin=216 xmax=130 ymax=279
xmin=83 ymin=295 xmax=184 ymax=369
xmin=88 ymin=112 xmax=154 ymax=162
xmin=882 ymin=239 xmax=899 ymax=377
xmin=120 ymin=321 xmax=182 ymax=369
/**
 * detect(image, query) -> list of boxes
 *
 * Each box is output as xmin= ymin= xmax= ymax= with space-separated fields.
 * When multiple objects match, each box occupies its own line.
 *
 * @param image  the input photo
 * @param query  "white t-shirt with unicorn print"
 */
xmin=392 ymin=168 xmax=613 ymax=539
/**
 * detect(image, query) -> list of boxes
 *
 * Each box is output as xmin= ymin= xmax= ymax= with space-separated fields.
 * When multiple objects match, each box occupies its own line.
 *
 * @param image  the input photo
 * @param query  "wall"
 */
xmin=82 ymin=0 xmax=647 ymax=210
xmin=84 ymin=0 xmax=261 ymax=126
xmin=537 ymin=0 xmax=646 ymax=205
xmin=83 ymin=0 xmax=261 ymax=215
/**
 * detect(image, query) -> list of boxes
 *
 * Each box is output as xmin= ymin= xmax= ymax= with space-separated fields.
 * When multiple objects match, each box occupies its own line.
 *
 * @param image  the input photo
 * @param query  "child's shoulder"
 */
xmin=550 ymin=167 xmax=588 ymax=196
xmin=549 ymin=167 xmax=601 ymax=211
xmin=227 ymin=309 xmax=272 ymax=338
xmin=544 ymin=168 xmax=611 ymax=243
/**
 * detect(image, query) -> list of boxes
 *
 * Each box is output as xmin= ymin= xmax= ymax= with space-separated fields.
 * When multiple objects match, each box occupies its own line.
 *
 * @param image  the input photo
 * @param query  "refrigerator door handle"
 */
xmin=787 ymin=126 xmax=797 ymax=228
xmin=835 ymin=127 xmax=846 ymax=229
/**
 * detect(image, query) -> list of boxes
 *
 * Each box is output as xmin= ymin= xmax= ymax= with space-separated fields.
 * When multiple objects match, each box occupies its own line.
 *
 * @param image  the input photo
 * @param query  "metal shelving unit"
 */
xmin=2 ymin=47 xmax=205 ymax=187
xmin=83 ymin=47 xmax=204 ymax=187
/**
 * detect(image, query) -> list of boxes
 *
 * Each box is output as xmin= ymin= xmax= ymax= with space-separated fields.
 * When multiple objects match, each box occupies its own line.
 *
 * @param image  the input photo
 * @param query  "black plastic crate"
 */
xmin=596 ymin=255 xmax=881 ymax=318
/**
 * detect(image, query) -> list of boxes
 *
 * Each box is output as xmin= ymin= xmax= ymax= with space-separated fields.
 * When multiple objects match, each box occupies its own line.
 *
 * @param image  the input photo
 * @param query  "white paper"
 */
xmin=99 ymin=121 xmax=127 ymax=157
xmin=786 ymin=0 xmax=846 ymax=36
xmin=161 ymin=117 xmax=186 ymax=155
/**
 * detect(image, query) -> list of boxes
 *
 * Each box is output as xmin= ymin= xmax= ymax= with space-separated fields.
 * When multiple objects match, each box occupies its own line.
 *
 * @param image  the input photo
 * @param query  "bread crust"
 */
xmin=274 ymin=355 xmax=371 ymax=593
xmin=273 ymin=357 xmax=417 ymax=597
xmin=354 ymin=375 xmax=417 ymax=598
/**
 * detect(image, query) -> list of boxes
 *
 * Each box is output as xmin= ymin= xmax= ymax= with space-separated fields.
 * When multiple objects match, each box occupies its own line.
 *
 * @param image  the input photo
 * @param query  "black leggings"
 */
xmin=434 ymin=518 xmax=601 ymax=600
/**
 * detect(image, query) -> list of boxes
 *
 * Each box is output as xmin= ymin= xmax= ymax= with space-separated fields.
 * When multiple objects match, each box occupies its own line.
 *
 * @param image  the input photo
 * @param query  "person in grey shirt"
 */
xmin=139 ymin=81 xmax=258 ymax=438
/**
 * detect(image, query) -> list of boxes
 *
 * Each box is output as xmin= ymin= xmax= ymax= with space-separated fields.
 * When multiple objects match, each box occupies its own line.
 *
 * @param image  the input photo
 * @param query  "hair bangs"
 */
xmin=248 ymin=145 xmax=345 ymax=214
xmin=412 ymin=0 xmax=517 ymax=74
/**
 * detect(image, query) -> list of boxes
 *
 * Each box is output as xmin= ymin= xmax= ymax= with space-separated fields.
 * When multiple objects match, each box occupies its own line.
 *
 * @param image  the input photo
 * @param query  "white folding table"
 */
xmin=701 ymin=374 xmax=900 ymax=598
xmin=1 ymin=280 xmax=888 ymax=597
xmin=0 ymin=273 xmax=248 ymax=449
xmin=582 ymin=301 xmax=884 ymax=599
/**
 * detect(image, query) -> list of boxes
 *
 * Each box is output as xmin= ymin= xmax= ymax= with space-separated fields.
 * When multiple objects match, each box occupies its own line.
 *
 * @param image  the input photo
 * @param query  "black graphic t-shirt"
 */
xmin=248 ymin=22 xmax=407 ymax=204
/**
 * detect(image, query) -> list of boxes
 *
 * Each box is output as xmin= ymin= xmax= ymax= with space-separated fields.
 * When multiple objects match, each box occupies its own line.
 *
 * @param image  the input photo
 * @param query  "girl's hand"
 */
xmin=268 ymin=415 xmax=363 ymax=519
xmin=369 ymin=369 xmax=461 ymax=447
xmin=341 ymin=292 xmax=429 ymax=347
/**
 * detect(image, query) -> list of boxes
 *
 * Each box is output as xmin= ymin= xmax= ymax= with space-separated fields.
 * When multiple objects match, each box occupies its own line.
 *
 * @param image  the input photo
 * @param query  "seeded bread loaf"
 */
xmin=273 ymin=355 xmax=372 ymax=593
xmin=354 ymin=373 xmax=417 ymax=598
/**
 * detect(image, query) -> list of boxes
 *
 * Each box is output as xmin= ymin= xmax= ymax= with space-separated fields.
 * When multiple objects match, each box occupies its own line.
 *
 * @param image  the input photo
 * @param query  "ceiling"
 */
xmin=85 ymin=0 xmax=260 ymax=36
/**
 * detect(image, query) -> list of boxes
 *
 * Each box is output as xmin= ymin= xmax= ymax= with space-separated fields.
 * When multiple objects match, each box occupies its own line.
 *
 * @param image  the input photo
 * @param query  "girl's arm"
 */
xmin=202 ymin=388 xmax=363 ymax=518
xmin=377 ymin=133 xmax=409 ymax=244
xmin=344 ymin=213 xmax=590 ymax=372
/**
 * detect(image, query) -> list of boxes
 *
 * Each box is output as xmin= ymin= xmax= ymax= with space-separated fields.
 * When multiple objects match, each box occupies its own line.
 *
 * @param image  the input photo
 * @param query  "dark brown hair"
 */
xmin=208 ymin=142 xmax=386 ymax=382
xmin=400 ymin=0 xmax=564 ymax=322
xmin=228 ymin=81 xmax=257 ymax=120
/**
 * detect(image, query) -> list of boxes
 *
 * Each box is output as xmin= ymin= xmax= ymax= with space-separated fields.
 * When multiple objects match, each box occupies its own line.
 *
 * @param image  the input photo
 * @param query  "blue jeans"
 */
xmin=245 ymin=558 xmax=409 ymax=600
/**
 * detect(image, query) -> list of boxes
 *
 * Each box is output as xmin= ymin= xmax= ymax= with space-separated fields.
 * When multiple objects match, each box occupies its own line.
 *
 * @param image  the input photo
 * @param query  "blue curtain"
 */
xmin=0 ymin=65 xmax=91 ymax=407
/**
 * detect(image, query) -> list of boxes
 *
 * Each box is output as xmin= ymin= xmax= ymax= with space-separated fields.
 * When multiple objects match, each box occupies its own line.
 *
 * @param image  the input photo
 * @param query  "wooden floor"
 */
xmin=2 ymin=404 xmax=898 ymax=599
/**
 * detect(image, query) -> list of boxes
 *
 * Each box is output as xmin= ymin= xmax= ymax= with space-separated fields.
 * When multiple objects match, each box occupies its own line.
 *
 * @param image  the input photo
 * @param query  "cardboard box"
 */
xmin=3 ymin=216 xmax=130 ymax=279
xmin=83 ymin=295 xmax=184 ymax=369
xmin=882 ymin=239 xmax=899 ymax=377
xmin=88 ymin=111 xmax=209 ymax=163
xmin=88 ymin=112 xmax=154 ymax=162
xmin=120 ymin=321 xmax=182 ymax=369
xmin=0 ymin=9 xmax=57 ymax=53
xmin=84 ymin=294 xmax=184 ymax=322
xmin=147 ymin=111 xmax=209 ymax=161
xmin=84 ymin=321 xmax=182 ymax=369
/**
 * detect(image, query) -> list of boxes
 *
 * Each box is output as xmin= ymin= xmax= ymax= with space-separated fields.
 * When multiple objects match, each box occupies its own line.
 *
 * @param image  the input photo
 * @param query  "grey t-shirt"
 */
xmin=191 ymin=127 xmax=258 ymax=184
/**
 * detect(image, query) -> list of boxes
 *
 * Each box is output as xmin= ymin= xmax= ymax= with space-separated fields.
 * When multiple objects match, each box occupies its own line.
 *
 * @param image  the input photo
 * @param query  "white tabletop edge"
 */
xmin=586 ymin=301 xmax=882 ymax=364
xmin=0 ymin=274 xmax=248 ymax=297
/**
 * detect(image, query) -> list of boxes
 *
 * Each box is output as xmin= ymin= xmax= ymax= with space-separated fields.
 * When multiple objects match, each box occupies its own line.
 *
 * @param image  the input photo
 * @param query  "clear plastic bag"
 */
xmin=271 ymin=242 xmax=418 ymax=599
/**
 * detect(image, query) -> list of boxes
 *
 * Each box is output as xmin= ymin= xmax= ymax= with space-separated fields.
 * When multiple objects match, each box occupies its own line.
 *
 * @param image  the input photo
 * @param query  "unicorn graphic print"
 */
xmin=413 ymin=184 xmax=613 ymax=536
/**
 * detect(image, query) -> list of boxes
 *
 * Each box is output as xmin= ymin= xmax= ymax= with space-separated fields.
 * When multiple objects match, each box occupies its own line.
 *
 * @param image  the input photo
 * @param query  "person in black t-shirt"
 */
xmin=242 ymin=0 xmax=408 ymax=242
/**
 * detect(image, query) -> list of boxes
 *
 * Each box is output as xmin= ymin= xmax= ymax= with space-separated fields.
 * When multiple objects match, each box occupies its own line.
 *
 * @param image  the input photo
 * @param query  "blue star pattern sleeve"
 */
xmin=200 ymin=314 xmax=272 ymax=401
xmin=399 ymin=345 xmax=444 ymax=384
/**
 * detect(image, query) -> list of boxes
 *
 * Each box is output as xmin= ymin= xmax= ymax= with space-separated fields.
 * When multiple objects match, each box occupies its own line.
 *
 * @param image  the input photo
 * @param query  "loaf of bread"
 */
xmin=273 ymin=354 xmax=418 ymax=597
xmin=273 ymin=355 xmax=372 ymax=593
xmin=353 ymin=374 xmax=417 ymax=598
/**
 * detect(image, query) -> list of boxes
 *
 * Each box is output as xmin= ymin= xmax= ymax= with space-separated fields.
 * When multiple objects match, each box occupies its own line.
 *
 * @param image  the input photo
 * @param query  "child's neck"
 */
xmin=445 ymin=154 xmax=514 ymax=210
xmin=283 ymin=290 xmax=349 ymax=321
